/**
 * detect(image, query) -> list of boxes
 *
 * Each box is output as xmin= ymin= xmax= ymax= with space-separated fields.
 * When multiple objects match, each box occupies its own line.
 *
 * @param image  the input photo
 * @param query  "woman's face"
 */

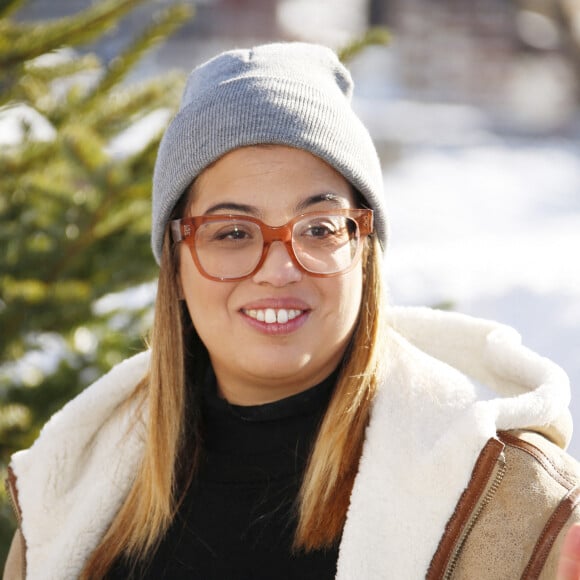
xmin=179 ymin=146 xmax=364 ymax=405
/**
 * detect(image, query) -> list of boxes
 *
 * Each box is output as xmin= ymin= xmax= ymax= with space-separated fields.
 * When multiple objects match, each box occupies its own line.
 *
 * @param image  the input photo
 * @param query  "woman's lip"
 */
xmin=238 ymin=299 xmax=312 ymax=334
xmin=240 ymin=298 xmax=311 ymax=311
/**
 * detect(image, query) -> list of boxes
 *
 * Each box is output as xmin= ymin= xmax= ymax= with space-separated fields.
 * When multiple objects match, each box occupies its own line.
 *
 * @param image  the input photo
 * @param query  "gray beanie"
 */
xmin=151 ymin=42 xmax=387 ymax=264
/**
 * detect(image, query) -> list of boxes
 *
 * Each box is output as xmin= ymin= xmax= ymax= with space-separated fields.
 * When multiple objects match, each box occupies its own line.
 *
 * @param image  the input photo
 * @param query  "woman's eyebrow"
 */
xmin=203 ymin=193 xmax=346 ymax=216
xmin=296 ymin=193 xmax=347 ymax=212
xmin=203 ymin=202 xmax=259 ymax=215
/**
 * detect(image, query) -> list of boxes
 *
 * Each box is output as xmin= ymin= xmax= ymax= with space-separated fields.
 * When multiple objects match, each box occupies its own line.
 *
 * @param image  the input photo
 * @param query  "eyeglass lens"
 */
xmin=194 ymin=214 xmax=360 ymax=279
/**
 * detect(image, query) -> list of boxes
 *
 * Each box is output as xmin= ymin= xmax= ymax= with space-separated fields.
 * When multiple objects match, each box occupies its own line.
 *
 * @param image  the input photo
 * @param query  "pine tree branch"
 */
xmin=337 ymin=27 xmax=391 ymax=63
xmin=0 ymin=0 xmax=150 ymax=69
xmin=0 ymin=0 xmax=23 ymax=19
xmin=61 ymin=125 xmax=109 ymax=173
xmin=0 ymin=141 xmax=56 ymax=175
xmin=25 ymin=53 xmax=102 ymax=83
xmin=4 ymin=53 xmax=102 ymax=115
xmin=126 ymin=131 xmax=165 ymax=174
xmin=80 ymin=3 xmax=192 ymax=111
xmin=82 ymin=73 xmax=184 ymax=136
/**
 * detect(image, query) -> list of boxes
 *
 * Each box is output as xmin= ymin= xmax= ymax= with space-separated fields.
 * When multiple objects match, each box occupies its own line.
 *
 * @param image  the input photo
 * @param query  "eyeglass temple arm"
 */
xmin=360 ymin=211 xmax=373 ymax=235
xmin=170 ymin=219 xmax=184 ymax=243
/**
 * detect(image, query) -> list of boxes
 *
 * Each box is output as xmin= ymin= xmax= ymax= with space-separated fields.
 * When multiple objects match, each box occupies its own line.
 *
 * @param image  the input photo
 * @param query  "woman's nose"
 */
xmin=251 ymin=241 xmax=302 ymax=286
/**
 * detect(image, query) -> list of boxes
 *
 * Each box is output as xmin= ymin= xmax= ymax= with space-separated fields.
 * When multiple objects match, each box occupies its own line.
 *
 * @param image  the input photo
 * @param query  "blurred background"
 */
xmin=1 ymin=0 xmax=579 ymax=566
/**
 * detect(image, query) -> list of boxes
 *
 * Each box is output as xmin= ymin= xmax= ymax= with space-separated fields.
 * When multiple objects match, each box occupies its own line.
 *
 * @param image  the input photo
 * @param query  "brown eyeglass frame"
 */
xmin=170 ymin=209 xmax=373 ymax=281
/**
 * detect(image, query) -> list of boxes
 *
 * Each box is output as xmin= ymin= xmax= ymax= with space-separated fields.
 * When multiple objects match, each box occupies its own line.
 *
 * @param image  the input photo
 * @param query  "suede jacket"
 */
xmin=4 ymin=306 xmax=580 ymax=579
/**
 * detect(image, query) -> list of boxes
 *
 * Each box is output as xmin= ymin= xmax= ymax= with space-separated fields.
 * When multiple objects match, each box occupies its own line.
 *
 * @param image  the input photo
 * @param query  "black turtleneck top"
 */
xmin=107 ymin=372 xmax=339 ymax=579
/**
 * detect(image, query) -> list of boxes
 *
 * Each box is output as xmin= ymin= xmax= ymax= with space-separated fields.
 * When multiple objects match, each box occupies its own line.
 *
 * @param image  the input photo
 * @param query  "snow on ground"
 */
xmin=383 ymin=141 xmax=580 ymax=457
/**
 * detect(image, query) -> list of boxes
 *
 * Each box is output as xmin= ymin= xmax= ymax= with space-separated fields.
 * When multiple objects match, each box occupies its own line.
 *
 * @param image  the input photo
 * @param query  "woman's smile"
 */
xmin=240 ymin=298 xmax=311 ymax=334
xmin=243 ymin=308 xmax=304 ymax=324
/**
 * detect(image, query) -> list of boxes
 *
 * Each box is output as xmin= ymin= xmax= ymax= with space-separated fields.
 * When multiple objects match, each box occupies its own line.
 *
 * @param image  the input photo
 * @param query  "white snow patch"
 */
xmin=0 ymin=104 xmax=56 ymax=146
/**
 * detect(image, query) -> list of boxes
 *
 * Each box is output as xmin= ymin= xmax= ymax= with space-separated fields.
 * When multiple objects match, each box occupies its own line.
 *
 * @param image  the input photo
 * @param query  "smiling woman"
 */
xmin=176 ymin=146 xmax=366 ymax=405
xmin=3 ymin=42 xmax=580 ymax=580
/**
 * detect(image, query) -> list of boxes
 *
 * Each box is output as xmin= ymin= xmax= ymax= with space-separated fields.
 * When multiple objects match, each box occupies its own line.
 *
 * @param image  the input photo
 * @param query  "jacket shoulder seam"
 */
xmin=498 ymin=431 xmax=575 ymax=490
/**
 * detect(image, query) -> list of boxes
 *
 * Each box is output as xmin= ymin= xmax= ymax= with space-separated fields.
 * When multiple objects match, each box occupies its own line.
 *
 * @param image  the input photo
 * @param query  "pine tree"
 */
xmin=0 ymin=0 xmax=191 ymax=564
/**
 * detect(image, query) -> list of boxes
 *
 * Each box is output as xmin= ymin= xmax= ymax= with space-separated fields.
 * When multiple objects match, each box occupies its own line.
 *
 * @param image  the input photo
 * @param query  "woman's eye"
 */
xmin=303 ymin=219 xmax=342 ymax=238
xmin=213 ymin=225 xmax=252 ymax=241
xmin=307 ymin=225 xmax=332 ymax=237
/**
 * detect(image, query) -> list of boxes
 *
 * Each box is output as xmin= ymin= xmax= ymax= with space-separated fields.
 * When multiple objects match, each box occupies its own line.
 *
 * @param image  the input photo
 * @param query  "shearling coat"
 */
xmin=4 ymin=306 xmax=580 ymax=579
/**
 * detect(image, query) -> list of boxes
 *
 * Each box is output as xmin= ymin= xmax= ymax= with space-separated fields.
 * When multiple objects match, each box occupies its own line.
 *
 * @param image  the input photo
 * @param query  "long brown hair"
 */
xmin=295 ymin=235 xmax=386 ymax=549
xmin=82 ymin=220 xmax=387 ymax=578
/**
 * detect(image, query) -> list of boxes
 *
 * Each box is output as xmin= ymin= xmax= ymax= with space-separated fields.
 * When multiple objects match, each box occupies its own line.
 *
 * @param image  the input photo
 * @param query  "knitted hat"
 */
xmin=151 ymin=42 xmax=387 ymax=264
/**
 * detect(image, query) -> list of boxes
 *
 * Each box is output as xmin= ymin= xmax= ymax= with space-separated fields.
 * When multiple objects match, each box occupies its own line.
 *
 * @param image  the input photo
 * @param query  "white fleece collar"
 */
xmin=337 ymin=306 xmax=571 ymax=578
xmin=10 ymin=307 xmax=571 ymax=579
xmin=10 ymin=351 xmax=150 ymax=580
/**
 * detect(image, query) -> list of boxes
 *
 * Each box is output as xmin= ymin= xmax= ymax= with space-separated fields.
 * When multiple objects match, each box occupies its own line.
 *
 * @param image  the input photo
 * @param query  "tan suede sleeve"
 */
xmin=452 ymin=431 xmax=580 ymax=579
xmin=2 ymin=531 xmax=24 ymax=580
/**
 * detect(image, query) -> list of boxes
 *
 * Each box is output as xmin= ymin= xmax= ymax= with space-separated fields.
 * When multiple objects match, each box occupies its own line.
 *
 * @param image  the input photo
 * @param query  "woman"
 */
xmin=4 ymin=42 xmax=580 ymax=579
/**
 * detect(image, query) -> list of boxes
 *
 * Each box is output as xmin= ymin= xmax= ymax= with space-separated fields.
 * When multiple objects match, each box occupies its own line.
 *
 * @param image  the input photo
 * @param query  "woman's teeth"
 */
xmin=245 ymin=308 xmax=302 ymax=324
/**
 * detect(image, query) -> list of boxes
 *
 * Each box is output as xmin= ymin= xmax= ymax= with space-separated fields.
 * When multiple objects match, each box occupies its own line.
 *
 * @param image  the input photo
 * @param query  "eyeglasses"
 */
xmin=170 ymin=209 xmax=373 ymax=281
